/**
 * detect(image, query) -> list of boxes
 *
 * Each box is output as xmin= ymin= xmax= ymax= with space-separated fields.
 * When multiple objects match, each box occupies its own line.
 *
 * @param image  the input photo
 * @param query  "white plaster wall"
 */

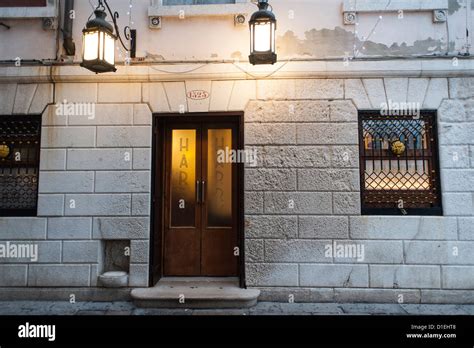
xmin=0 ymin=0 xmax=472 ymax=61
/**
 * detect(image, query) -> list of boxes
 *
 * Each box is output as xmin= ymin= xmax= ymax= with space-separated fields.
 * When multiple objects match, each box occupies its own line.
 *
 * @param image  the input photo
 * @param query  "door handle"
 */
xmin=201 ymin=181 xmax=206 ymax=203
xmin=196 ymin=180 xmax=200 ymax=204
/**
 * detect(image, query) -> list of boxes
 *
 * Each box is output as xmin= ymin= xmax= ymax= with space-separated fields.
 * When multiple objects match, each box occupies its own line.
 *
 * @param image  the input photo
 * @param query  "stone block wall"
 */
xmin=243 ymin=78 xmax=474 ymax=304
xmin=0 ymin=79 xmax=256 ymax=291
xmin=0 ymin=77 xmax=473 ymax=304
xmin=0 ymin=82 xmax=152 ymax=288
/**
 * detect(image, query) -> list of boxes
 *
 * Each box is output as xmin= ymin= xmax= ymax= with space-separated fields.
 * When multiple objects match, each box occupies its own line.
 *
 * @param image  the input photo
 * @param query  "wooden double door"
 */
xmin=160 ymin=118 xmax=239 ymax=277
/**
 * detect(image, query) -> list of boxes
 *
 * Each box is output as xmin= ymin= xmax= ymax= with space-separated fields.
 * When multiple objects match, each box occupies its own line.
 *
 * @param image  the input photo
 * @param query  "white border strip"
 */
xmin=343 ymin=0 xmax=448 ymax=12
xmin=0 ymin=59 xmax=473 ymax=83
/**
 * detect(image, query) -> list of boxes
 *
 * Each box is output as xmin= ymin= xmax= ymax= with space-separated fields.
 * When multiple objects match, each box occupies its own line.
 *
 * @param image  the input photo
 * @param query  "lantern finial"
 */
xmin=257 ymin=0 xmax=269 ymax=11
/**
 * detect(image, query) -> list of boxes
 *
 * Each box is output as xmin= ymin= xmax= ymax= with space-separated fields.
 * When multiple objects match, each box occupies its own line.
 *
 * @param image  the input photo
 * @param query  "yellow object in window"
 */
xmin=391 ymin=140 xmax=406 ymax=156
xmin=0 ymin=145 xmax=10 ymax=159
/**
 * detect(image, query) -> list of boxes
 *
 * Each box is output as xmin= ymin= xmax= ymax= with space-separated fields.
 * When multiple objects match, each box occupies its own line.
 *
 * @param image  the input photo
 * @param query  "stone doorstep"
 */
xmin=131 ymin=277 xmax=261 ymax=309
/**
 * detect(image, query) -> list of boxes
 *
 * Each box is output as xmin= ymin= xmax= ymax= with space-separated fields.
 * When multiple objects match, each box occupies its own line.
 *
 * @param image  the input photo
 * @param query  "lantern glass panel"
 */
xmin=271 ymin=22 xmax=275 ymax=51
xmin=250 ymin=25 xmax=254 ymax=51
xmin=83 ymin=31 xmax=99 ymax=61
xmin=254 ymin=21 xmax=271 ymax=52
xmin=99 ymin=31 xmax=105 ymax=60
xmin=104 ymin=32 xmax=115 ymax=65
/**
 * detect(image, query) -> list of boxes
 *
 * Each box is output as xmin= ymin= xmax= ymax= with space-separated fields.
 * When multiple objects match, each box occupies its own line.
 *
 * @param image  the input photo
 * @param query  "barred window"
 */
xmin=0 ymin=115 xmax=41 ymax=216
xmin=359 ymin=111 xmax=442 ymax=215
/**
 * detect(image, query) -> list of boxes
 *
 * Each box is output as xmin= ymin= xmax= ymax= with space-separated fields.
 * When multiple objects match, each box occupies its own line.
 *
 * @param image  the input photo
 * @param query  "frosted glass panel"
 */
xmin=171 ymin=130 xmax=196 ymax=227
xmin=104 ymin=32 xmax=115 ymax=65
xmin=207 ymin=129 xmax=232 ymax=227
xmin=83 ymin=31 xmax=99 ymax=61
xmin=254 ymin=22 xmax=271 ymax=52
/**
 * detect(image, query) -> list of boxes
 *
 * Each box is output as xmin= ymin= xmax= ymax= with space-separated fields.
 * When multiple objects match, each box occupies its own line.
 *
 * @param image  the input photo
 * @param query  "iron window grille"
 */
xmin=0 ymin=115 xmax=42 ymax=217
xmin=358 ymin=111 xmax=442 ymax=215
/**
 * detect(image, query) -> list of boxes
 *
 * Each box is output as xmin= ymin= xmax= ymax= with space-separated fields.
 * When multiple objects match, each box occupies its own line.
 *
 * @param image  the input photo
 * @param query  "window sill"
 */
xmin=342 ymin=0 xmax=449 ymax=24
xmin=343 ymin=0 xmax=448 ymax=12
xmin=0 ymin=210 xmax=38 ymax=217
xmin=362 ymin=207 xmax=443 ymax=216
xmin=0 ymin=0 xmax=57 ymax=19
xmin=148 ymin=1 xmax=254 ymax=18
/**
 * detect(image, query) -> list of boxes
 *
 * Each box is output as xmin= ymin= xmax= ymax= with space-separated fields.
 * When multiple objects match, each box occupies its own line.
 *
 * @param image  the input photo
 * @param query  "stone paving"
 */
xmin=0 ymin=301 xmax=473 ymax=315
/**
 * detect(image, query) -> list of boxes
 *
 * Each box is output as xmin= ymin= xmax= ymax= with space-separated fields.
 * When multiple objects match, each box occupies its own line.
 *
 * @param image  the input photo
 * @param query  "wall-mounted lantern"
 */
xmin=81 ymin=0 xmax=136 ymax=74
xmin=249 ymin=0 xmax=277 ymax=65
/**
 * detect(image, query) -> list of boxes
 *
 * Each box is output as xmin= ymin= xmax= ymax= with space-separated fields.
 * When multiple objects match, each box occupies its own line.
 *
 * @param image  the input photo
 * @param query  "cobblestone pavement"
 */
xmin=0 ymin=302 xmax=473 ymax=315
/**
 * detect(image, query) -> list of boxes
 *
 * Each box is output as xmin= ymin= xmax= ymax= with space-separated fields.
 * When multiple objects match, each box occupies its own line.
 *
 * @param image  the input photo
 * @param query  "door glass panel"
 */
xmin=170 ymin=129 xmax=196 ymax=227
xmin=207 ymin=129 xmax=232 ymax=227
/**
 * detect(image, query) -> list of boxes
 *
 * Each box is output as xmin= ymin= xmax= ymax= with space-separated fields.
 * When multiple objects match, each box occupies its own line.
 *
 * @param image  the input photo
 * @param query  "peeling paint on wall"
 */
xmin=277 ymin=27 xmax=451 ymax=59
xmin=448 ymin=0 xmax=462 ymax=14
xmin=231 ymin=51 xmax=243 ymax=60
xmin=0 ymin=0 xmax=471 ymax=63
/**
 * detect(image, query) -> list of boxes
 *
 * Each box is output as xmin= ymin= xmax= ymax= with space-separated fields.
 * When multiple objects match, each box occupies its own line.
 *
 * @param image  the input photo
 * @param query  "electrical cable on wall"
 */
xmin=147 ymin=53 xmax=292 ymax=78
xmin=353 ymin=0 xmax=392 ymax=58
xmin=149 ymin=61 xmax=209 ymax=74
xmin=231 ymin=58 xmax=293 ymax=79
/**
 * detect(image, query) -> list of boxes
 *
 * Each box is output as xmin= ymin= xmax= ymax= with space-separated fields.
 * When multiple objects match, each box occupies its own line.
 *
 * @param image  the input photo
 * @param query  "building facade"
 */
xmin=0 ymin=0 xmax=473 ymax=305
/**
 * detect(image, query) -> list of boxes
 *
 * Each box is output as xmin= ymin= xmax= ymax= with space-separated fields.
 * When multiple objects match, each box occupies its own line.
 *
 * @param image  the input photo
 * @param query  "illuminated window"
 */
xmin=359 ymin=111 xmax=442 ymax=215
xmin=0 ymin=115 xmax=41 ymax=217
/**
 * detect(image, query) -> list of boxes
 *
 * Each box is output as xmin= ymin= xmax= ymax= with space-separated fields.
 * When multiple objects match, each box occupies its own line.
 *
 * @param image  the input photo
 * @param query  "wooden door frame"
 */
xmin=150 ymin=112 xmax=246 ymax=288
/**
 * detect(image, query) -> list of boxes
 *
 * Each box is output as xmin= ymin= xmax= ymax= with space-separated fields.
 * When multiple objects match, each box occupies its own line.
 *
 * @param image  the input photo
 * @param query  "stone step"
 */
xmin=131 ymin=277 xmax=260 ymax=309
